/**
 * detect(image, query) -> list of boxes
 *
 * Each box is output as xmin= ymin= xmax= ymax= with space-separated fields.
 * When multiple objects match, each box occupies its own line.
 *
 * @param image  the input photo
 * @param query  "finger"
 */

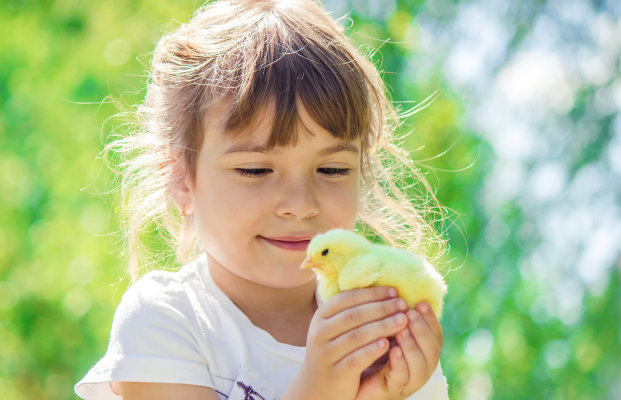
xmin=416 ymin=302 xmax=444 ymax=347
xmin=407 ymin=309 xmax=441 ymax=379
xmin=305 ymin=296 xmax=405 ymax=365
xmin=321 ymin=297 xmax=408 ymax=339
xmin=319 ymin=286 xmax=399 ymax=319
xmin=395 ymin=319 xmax=428 ymax=388
xmin=382 ymin=344 xmax=408 ymax=393
xmin=334 ymin=337 xmax=390 ymax=376
xmin=327 ymin=311 xmax=409 ymax=363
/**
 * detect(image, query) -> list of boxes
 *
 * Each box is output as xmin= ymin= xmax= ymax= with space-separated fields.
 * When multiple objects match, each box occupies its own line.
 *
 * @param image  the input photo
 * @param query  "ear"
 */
xmin=167 ymin=157 xmax=194 ymax=216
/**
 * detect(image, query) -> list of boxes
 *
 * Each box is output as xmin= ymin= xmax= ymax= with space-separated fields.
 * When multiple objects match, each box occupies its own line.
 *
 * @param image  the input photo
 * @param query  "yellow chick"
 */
xmin=301 ymin=229 xmax=447 ymax=318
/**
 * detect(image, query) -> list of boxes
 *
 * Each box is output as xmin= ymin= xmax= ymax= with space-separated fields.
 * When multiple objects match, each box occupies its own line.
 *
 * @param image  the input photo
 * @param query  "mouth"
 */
xmin=260 ymin=236 xmax=312 ymax=251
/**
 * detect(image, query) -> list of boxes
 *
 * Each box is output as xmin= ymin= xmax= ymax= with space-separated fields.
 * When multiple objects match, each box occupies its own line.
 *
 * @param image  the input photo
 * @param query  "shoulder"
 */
xmin=76 ymin=257 xmax=304 ymax=399
xmin=115 ymin=267 xmax=195 ymax=319
xmin=109 ymin=260 xmax=210 ymax=348
xmin=128 ymin=262 xmax=201 ymax=298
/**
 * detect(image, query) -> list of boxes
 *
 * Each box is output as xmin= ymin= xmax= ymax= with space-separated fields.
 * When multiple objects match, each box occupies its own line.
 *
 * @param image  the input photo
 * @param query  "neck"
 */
xmin=207 ymin=255 xmax=317 ymax=346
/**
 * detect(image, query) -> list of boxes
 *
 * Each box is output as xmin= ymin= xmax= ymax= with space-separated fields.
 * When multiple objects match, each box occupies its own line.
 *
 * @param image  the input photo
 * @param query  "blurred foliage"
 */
xmin=1 ymin=0 xmax=620 ymax=399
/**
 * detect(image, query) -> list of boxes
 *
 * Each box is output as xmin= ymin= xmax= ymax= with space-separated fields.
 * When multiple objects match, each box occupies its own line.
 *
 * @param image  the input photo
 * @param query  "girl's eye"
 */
xmin=318 ymin=167 xmax=350 ymax=176
xmin=236 ymin=168 xmax=272 ymax=177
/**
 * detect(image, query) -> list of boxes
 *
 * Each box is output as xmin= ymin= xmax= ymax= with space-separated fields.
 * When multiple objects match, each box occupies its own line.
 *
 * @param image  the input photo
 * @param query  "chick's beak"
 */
xmin=300 ymin=255 xmax=317 ymax=271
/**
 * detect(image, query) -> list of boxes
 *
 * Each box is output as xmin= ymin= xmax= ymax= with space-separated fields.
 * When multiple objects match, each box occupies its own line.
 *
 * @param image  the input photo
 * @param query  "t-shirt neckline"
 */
xmin=194 ymin=254 xmax=306 ymax=361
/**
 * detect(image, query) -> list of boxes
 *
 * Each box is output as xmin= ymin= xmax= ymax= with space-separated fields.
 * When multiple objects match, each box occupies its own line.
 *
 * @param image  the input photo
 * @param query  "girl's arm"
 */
xmin=118 ymin=382 xmax=220 ymax=400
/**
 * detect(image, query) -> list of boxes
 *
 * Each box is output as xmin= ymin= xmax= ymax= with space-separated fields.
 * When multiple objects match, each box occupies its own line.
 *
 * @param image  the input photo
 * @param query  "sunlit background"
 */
xmin=1 ymin=0 xmax=620 ymax=399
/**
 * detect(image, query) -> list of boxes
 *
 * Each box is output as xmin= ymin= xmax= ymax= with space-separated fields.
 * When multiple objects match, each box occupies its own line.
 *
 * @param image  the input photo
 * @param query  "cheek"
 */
xmin=323 ymin=180 xmax=360 ymax=228
xmin=191 ymin=177 xmax=268 ymax=232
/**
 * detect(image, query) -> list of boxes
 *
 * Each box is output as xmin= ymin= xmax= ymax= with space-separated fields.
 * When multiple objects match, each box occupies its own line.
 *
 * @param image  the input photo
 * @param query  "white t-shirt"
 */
xmin=75 ymin=255 xmax=449 ymax=399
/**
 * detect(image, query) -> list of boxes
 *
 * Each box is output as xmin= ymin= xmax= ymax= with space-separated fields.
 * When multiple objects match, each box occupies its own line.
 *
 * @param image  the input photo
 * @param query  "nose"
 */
xmin=275 ymin=176 xmax=320 ymax=220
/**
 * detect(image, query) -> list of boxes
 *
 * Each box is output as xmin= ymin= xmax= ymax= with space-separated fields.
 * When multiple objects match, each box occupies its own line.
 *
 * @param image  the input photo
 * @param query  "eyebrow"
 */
xmin=223 ymin=142 xmax=360 ymax=155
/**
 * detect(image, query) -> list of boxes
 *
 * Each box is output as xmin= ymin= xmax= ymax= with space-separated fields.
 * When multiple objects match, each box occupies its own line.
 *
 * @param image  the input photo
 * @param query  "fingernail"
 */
xmin=388 ymin=288 xmax=398 ymax=297
xmin=395 ymin=347 xmax=403 ymax=358
xmin=394 ymin=313 xmax=406 ymax=324
xmin=417 ymin=302 xmax=429 ymax=313
xmin=408 ymin=310 xmax=419 ymax=322
xmin=395 ymin=299 xmax=407 ymax=311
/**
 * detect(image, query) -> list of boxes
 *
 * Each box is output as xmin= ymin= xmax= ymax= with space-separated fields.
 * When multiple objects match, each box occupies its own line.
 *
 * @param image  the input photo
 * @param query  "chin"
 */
xmin=268 ymin=269 xmax=317 ymax=289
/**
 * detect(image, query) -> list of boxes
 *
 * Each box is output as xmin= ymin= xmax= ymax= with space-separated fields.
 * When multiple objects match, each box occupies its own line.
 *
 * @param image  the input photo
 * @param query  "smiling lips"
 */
xmin=261 ymin=236 xmax=312 ymax=251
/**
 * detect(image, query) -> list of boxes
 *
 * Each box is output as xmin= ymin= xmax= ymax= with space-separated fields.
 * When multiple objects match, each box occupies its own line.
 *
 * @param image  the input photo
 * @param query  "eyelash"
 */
xmin=236 ymin=168 xmax=271 ymax=177
xmin=317 ymin=167 xmax=350 ymax=176
xmin=235 ymin=167 xmax=350 ymax=177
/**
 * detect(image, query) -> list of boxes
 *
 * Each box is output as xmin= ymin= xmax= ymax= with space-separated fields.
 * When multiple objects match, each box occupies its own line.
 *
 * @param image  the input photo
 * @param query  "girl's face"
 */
xmin=183 ymin=101 xmax=361 ymax=289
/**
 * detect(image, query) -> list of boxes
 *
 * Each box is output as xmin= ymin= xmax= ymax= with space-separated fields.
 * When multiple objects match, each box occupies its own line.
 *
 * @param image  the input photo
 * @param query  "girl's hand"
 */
xmin=282 ymin=286 xmax=410 ymax=400
xmin=357 ymin=302 xmax=444 ymax=400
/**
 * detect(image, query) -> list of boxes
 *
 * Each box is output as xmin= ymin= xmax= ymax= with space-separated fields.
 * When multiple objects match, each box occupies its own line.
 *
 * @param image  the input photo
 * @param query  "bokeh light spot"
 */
xmin=104 ymin=38 xmax=131 ymax=66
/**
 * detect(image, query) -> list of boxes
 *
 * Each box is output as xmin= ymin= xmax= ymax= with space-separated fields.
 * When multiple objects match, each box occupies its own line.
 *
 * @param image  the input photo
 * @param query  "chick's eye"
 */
xmin=321 ymin=249 xmax=329 ymax=256
xmin=318 ymin=167 xmax=350 ymax=176
xmin=236 ymin=168 xmax=272 ymax=177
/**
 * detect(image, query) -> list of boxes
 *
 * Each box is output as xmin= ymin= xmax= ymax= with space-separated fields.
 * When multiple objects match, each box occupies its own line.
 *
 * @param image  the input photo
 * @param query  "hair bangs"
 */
xmin=221 ymin=11 xmax=372 ymax=150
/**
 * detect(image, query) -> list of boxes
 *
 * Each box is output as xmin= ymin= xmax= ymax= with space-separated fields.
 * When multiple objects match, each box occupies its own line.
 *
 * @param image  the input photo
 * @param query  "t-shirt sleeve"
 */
xmin=74 ymin=273 xmax=215 ymax=400
xmin=407 ymin=362 xmax=450 ymax=400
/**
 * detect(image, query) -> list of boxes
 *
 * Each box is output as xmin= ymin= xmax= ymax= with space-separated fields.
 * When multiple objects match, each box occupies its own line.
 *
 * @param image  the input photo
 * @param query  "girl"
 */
xmin=75 ymin=0 xmax=449 ymax=399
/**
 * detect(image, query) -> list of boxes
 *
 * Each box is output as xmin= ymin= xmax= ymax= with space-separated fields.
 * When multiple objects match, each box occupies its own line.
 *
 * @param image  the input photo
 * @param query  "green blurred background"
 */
xmin=1 ymin=0 xmax=620 ymax=398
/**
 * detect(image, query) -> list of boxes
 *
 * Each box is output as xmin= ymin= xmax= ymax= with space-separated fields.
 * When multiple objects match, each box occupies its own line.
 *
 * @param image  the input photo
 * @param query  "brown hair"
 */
xmin=108 ymin=0 xmax=447 ymax=280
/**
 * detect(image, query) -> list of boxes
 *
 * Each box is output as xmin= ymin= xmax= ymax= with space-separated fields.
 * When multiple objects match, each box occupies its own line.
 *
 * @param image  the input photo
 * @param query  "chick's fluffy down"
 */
xmin=302 ymin=229 xmax=447 ymax=318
